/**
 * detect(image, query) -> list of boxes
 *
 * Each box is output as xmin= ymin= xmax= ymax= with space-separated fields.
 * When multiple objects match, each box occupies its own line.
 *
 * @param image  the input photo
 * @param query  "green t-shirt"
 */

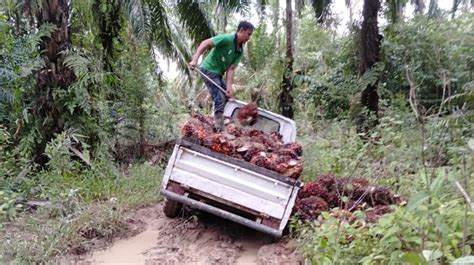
xmin=201 ymin=33 xmax=243 ymax=75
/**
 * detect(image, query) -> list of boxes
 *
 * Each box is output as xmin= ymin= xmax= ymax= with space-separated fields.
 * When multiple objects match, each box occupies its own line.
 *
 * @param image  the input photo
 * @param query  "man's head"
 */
xmin=236 ymin=21 xmax=254 ymax=44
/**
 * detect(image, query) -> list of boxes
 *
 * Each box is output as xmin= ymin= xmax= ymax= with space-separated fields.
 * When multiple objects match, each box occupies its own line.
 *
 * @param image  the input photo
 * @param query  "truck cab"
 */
xmin=160 ymin=100 xmax=302 ymax=238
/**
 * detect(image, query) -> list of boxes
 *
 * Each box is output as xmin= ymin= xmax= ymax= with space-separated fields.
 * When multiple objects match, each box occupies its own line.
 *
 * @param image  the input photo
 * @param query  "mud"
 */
xmin=86 ymin=203 xmax=302 ymax=265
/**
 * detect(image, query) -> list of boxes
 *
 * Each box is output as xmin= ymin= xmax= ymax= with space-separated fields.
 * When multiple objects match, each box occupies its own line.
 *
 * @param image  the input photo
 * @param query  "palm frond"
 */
xmin=216 ymin=0 xmax=251 ymax=14
xmin=63 ymin=50 xmax=104 ymax=85
xmin=0 ymin=67 xmax=16 ymax=105
xmin=175 ymin=0 xmax=214 ymax=43
xmin=255 ymin=0 xmax=267 ymax=19
xmin=309 ymin=0 xmax=332 ymax=24
xmin=123 ymin=0 xmax=146 ymax=40
xmin=146 ymin=1 xmax=192 ymax=77
xmin=27 ymin=23 xmax=57 ymax=47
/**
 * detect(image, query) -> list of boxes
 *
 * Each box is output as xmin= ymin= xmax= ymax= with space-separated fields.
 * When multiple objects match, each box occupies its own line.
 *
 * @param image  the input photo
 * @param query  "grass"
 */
xmin=292 ymin=108 xmax=474 ymax=263
xmin=0 ymin=162 xmax=163 ymax=264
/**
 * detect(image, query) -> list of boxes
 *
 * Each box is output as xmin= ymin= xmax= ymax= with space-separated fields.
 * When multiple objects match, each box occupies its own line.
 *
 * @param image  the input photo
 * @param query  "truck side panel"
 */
xmin=167 ymin=147 xmax=294 ymax=219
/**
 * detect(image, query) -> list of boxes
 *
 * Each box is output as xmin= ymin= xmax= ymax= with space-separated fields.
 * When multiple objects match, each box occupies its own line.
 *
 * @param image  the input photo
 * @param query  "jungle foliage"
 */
xmin=0 ymin=0 xmax=473 ymax=263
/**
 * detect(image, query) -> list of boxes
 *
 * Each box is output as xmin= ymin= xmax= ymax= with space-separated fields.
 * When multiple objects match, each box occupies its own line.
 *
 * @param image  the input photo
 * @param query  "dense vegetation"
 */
xmin=1 ymin=0 xmax=473 ymax=263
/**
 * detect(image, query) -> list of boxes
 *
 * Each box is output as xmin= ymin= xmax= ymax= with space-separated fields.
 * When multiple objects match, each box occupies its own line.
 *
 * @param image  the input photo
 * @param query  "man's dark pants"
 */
xmin=199 ymin=67 xmax=227 ymax=115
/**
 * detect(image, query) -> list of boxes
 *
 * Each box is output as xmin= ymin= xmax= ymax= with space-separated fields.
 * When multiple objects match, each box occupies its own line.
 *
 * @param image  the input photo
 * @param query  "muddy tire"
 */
xmin=163 ymin=199 xmax=182 ymax=218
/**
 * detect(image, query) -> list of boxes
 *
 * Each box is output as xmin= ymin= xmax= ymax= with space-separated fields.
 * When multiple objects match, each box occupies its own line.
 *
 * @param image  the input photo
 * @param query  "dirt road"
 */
xmin=87 ymin=203 xmax=303 ymax=265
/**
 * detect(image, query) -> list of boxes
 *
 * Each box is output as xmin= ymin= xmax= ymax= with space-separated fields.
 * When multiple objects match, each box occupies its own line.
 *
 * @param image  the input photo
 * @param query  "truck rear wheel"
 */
xmin=163 ymin=199 xmax=182 ymax=218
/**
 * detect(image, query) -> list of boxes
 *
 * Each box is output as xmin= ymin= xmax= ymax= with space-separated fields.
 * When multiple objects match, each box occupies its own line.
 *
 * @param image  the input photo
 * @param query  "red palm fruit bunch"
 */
xmin=244 ymin=129 xmax=263 ymax=137
xmin=298 ymin=181 xmax=326 ymax=198
xmin=237 ymin=102 xmax=258 ymax=126
xmin=365 ymin=205 xmax=393 ymax=223
xmin=249 ymin=152 xmax=274 ymax=170
xmin=292 ymin=196 xmax=329 ymax=221
xmin=368 ymin=187 xmax=402 ymax=206
xmin=191 ymin=111 xmax=213 ymax=126
xmin=181 ymin=118 xmax=213 ymax=144
xmin=225 ymin=123 xmax=243 ymax=137
xmin=254 ymin=134 xmax=281 ymax=152
xmin=293 ymin=174 xmax=402 ymax=222
xmin=348 ymin=177 xmax=371 ymax=199
xmin=280 ymin=161 xmax=303 ymax=179
xmin=269 ymin=131 xmax=283 ymax=142
xmin=282 ymin=142 xmax=303 ymax=156
xmin=203 ymin=133 xmax=236 ymax=156
xmin=180 ymin=112 xmax=305 ymax=179
xmin=241 ymin=142 xmax=268 ymax=162
xmin=316 ymin=174 xmax=338 ymax=190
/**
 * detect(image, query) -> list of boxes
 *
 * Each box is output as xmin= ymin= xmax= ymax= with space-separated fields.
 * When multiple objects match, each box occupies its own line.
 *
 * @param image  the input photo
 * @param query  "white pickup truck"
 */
xmin=160 ymin=100 xmax=302 ymax=238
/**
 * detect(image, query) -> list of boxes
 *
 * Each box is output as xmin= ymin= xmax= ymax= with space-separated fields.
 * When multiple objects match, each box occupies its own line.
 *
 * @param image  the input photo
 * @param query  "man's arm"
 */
xmin=225 ymin=64 xmax=237 ymax=99
xmin=189 ymin=39 xmax=213 ymax=69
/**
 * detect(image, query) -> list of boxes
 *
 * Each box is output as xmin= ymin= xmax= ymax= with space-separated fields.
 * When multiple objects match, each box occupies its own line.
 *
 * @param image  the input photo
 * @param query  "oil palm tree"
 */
xmin=4 ymin=0 xmax=251 ymax=163
xmin=357 ymin=0 xmax=381 ymax=135
xmin=279 ymin=0 xmax=295 ymax=118
xmin=123 ymin=0 xmax=251 ymax=76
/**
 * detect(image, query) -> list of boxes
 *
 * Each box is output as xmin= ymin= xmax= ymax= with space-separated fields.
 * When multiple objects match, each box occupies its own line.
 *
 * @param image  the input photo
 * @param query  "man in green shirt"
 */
xmin=189 ymin=21 xmax=254 ymax=132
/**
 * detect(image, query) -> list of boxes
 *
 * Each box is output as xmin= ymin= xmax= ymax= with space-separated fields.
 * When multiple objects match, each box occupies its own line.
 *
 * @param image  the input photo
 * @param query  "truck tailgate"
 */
xmin=162 ymin=140 xmax=300 ymax=220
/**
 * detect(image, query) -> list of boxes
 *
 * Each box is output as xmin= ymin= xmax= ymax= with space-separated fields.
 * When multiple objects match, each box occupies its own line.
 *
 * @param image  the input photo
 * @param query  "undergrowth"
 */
xmin=0 ymin=132 xmax=164 ymax=263
xmin=293 ymin=104 xmax=474 ymax=264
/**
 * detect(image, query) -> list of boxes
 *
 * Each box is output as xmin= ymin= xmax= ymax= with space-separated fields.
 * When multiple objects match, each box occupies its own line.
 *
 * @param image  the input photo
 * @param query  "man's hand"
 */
xmin=189 ymin=39 xmax=213 ymax=71
xmin=189 ymin=60 xmax=197 ymax=70
xmin=226 ymin=85 xmax=235 ymax=101
xmin=226 ymin=65 xmax=236 ymax=101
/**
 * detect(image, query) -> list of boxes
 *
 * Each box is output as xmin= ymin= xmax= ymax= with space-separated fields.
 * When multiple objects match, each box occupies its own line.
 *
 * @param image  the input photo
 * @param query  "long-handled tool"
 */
xmin=192 ymin=67 xmax=259 ymax=126
xmin=194 ymin=67 xmax=230 ymax=97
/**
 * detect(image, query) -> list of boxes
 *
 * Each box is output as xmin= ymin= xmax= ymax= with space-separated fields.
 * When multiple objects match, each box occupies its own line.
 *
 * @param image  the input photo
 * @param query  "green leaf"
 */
xmin=407 ymin=192 xmax=430 ymax=211
xmin=422 ymin=250 xmax=442 ymax=261
xmin=429 ymin=174 xmax=445 ymax=192
xmin=452 ymin=256 xmax=474 ymax=264
xmin=468 ymin=139 xmax=474 ymax=151
xmin=401 ymin=252 xmax=424 ymax=264
xmin=320 ymin=237 xmax=327 ymax=248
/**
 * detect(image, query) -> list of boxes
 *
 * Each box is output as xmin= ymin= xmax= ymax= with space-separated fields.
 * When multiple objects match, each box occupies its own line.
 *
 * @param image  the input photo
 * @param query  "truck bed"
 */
xmin=161 ymin=139 xmax=302 ymax=237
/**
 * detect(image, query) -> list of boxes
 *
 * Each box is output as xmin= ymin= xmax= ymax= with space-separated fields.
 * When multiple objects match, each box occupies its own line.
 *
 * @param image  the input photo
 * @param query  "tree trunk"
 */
xmin=312 ymin=0 xmax=332 ymax=24
xmin=428 ymin=0 xmax=439 ymax=17
xmin=279 ymin=0 xmax=294 ymax=119
xmin=33 ymin=0 xmax=75 ymax=164
xmin=388 ymin=0 xmax=405 ymax=24
xmin=358 ymin=0 xmax=381 ymax=135
xmin=412 ymin=0 xmax=425 ymax=14
xmin=93 ymin=0 xmax=122 ymax=72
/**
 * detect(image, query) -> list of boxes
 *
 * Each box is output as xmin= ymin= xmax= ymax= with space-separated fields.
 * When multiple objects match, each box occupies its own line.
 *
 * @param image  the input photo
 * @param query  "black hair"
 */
xmin=237 ymin=21 xmax=255 ymax=32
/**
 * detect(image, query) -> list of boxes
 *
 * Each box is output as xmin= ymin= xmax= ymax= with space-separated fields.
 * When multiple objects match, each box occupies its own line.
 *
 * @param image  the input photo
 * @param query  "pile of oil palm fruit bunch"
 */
xmin=180 ymin=112 xmax=303 ymax=179
xmin=294 ymin=174 xmax=402 ymax=222
xmin=237 ymin=102 xmax=258 ymax=126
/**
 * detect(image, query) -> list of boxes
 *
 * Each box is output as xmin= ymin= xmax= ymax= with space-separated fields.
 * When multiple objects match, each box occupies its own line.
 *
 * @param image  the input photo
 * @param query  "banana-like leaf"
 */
xmin=256 ymin=0 xmax=267 ymax=18
xmin=215 ymin=0 xmax=251 ymax=13
xmin=147 ymin=1 xmax=192 ymax=77
xmin=176 ymin=0 xmax=214 ymax=42
xmin=123 ymin=0 xmax=146 ymax=40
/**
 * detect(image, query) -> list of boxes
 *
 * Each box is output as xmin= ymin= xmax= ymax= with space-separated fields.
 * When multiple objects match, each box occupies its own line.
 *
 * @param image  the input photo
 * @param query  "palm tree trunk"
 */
xmin=94 ymin=0 xmax=122 ymax=72
xmin=428 ymin=0 xmax=439 ymax=17
xmin=33 ymin=0 xmax=75 ymax=164
xmin=412 ymin=0 xmax=425 ymax=14
xmin=358 ymin=0 xmax=381 ymax=134
xmin=279 ymin=0 xmax=294 ymax=119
